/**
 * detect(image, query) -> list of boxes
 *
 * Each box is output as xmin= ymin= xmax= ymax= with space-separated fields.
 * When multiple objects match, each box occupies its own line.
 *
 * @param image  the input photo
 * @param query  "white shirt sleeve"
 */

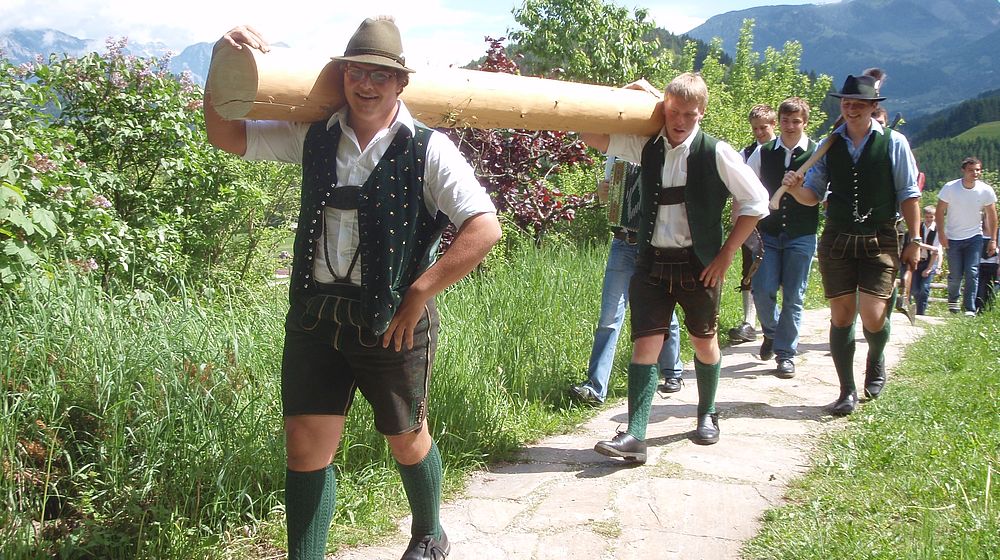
xmin=716 ymin=141 xmax=769 ymax=218
xmin=243 ymin=120 xmax=310 ymax=164
xmin=423 ymin=131 xmax=496 ymax=229
xmin=606 ymin=133 xmax=650 ymax=165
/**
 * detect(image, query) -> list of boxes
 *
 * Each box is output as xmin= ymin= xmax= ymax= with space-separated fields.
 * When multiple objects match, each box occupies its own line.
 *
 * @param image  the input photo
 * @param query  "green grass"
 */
xmin=0 ymin=239 xmax=832 ymax=558
xmin=955 ymin=121 xmax=1000 ymax=142
xmin=744 ymin=310 xmax=1000 ymax=559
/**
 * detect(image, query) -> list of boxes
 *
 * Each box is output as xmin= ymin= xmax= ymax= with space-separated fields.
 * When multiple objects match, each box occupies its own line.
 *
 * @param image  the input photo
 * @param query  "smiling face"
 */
xmin=778 ymin=111 xmax=806 ymax=146
xmin=343 ymin=62 xmax=403 ymax=131
xmin=662 ymin=94 xmax=705 ymax=147
xmin=840 ymin=98 xmax=877 ymax=130
xmin=750 ymin=117 xmax=776 ymax=145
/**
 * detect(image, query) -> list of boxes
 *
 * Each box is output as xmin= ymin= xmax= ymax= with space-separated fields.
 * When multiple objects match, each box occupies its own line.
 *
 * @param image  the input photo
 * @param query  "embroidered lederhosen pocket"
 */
xmin=300 ymin=286 xmax=380 ymax=349
xmin=644 ymin=247 xmax=698 ymax=291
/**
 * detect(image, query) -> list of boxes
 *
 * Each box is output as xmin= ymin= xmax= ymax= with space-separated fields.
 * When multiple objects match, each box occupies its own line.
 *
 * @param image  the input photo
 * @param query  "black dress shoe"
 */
xmin=864 ymin=356 xmax=886 ymax=399
xmin=831 ymin=390 xmax=858 ymax=416
xmin=693 ymin=413 xmax=720 ymax=445
xmin=400 ymin=530 xmax=450 ymax=560
xmin=775 ymin=358 xmax=796 ymax=379
xmin=594 ymin=432 xmax=647 ymax=463
xmin=657 ymin=377 xmax=683 ymax=394
xmin=759 ymin=336 xmax=774 ymax=361
xmin=728 ymin=322 xmax=757 ymax=343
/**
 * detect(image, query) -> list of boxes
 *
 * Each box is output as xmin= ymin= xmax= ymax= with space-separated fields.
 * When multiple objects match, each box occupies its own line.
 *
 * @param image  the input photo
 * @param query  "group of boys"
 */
xmin=206 ymin=15 xmax=935 ymax=560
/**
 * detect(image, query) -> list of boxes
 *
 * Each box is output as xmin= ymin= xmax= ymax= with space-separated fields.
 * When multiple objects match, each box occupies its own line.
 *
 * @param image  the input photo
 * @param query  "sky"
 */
xmin=1 ymin=0 xmax=838 ymax=69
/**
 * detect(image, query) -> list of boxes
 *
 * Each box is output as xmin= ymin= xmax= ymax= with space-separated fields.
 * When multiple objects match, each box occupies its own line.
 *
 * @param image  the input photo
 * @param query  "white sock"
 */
xmin=742 ymin=290 xmax=756 ymax=326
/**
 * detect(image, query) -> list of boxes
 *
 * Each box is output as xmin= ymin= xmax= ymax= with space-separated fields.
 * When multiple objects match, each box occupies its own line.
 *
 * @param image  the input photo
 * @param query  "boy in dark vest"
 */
xmin=204 ymin=17 xmax=501 ymax=560
xmin=745 ymin=97 xmax=818 ymax=378
xmin=581 ymin=72 xmax=769 ymax=459
xmin=729 ymin=104 xmax=777 ymax=344
xmin=781 ymin=69 xmax=921 ymax=416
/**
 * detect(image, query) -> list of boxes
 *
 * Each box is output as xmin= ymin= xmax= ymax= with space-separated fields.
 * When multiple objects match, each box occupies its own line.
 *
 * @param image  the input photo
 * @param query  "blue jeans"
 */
xmin=911 ymin=259 xmax=934 ymax=315
xmin=583 ymin=238 xmax=682 ymax=401
xmin=946 ymin=236 xmax=983 ymax=313
xmin=751 ymin=232 xmax=817 ymax=361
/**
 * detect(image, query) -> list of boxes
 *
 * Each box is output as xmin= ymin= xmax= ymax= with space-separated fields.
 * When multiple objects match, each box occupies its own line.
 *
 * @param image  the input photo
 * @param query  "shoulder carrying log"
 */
xmin=207 ymin=45 xmax=663 ymax=135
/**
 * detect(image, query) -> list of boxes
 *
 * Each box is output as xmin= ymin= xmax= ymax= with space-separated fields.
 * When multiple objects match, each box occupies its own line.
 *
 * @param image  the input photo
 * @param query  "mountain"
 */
xmin=0 ymin=27 xmax=212 ymax=86
xmin=686 ymin=0 xmax=1000 ymax=117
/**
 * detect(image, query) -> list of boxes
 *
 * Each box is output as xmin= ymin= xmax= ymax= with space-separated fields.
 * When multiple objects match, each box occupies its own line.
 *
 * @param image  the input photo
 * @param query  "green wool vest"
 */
xmin=757 ymin=138 xmax=819 ymax=238
xmin=290 ymin=121 xmax=448 ymax=335
xmin=639 ymin=130 xmax=728 ymax=267
xmin=826 ymin=129 xmax=895 ymax=233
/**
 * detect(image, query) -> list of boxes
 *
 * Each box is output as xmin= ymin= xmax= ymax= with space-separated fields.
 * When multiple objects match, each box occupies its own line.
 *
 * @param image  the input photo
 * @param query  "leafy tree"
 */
xmin=693 ymin=19 xmax=833 ymax=147
xmin=510 ymin=0 xmax=671 ymax=85
xmin=0 ymin=39 xmax=298 ymax=290
xmin=444 ymin=38 xmax=593 ymax=246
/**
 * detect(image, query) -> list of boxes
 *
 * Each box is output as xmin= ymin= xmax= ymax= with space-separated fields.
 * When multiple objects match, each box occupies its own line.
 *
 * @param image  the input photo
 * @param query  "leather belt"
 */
xmin=613 ymin=229 xmax=638 ymax=244
xmin=658 ymin=186 xmax=685 ymax=205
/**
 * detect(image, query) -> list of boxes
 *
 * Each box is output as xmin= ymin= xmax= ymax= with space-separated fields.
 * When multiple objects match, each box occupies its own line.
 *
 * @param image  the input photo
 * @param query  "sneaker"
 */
xmin=569 ymin=384 xmax=603 ymax=405
xmin=964 ymin=311 xmax=976 ymax=317
xmin=728 ymin=322 xmax=757 ymax=343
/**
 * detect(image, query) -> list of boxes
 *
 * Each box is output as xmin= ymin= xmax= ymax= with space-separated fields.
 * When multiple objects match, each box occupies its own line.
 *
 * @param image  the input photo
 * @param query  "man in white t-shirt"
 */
xmin=935 ymin=157 xmax=998 ymax=315
xmin=204 ymin=17 xmax=500 ymax=560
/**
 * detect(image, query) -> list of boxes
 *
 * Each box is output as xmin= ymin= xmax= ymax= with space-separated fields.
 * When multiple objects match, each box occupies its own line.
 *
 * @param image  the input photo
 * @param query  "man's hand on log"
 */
xmin=220 ymin=25 xmax=270 ymax=53
xmin=623 ymin=78 xmax=663 ymax=99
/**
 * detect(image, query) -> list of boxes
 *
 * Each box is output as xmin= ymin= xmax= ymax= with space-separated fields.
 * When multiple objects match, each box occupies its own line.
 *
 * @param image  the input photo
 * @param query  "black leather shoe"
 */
xmin=759 ymin=336 xmax=774 ymax=361
xmin=728 ymin=322 xmax=757 ymax=343
xmin=657 ymin=377 xmax=683 ymax=394
xmin=864 ymin=356 xmax=886 ymax=399
xmin=831 ymin=390 xmax=858 ymax=416
xmin=400 ymin=530 xmax=450 ymax=560
xmin=775 ymin=358 xmax=796 ymax=379
xmin=693 ymin=413 xmax=720 ymax=445
xmin=594 ymin=432 xmax=647 ymax=463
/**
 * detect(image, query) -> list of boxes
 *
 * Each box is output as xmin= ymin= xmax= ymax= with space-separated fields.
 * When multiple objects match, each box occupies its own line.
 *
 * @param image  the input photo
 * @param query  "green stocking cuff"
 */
xmin=626 ymin=362 xmax=658 ymax=440
xmin=397 ymin=440 xmax=443 ymax=539
xmin=829 ymin=322 xmax=857 ymax=392
xmin=694 ymin=357 xmax=721 ymax=415
xmin=286 ymin=465 xmax=336 ymax=560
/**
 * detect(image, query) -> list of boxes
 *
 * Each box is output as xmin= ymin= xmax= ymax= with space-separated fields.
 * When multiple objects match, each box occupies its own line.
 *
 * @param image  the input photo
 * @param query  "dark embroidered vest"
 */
xmin=290 ymin=121 xmax=448 ymax=335
xmin=826 ymin=129 xmax=895 ymax=233
xmin=638 ymin=130 xmax=727 ymax=267
xmin=757 ymin=138 xmax=819 ymax=238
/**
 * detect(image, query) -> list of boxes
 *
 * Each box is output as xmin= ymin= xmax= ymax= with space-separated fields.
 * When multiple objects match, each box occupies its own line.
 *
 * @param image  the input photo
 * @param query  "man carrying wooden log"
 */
xmin=780 ymin=69 xmax=921 ymax=416
xmin=204 ymin=17 xmax=500 ymax=560
xmin=581 ymin=72 xmax=769 ymax=458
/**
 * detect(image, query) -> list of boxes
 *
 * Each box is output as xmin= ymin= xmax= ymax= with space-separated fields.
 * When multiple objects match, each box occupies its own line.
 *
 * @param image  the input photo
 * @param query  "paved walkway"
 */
xmin=331 ymin=308 xmax=938 ymax=560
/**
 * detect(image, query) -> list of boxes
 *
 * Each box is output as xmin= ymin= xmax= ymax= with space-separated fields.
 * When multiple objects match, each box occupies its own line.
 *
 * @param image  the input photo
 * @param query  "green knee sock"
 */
xmin=829 ymin=322 xmax=857 ymax=392
xmin=397 ymin=439 xmax=443 ymax=539
xmin=694 ymin=357 xmax=721 ymax=415
xmin=626 ymin=362 xmax=658 ymax=440
xmin=286 ymin=465 xmax=336 ymax=560
xmin=863 ymin=321 xmax=891 ymax=366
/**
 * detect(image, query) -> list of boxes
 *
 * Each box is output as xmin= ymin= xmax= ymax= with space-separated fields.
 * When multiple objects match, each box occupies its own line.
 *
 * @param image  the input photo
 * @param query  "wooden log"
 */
xmin=206 ymin=45 xmax=663 ymax=136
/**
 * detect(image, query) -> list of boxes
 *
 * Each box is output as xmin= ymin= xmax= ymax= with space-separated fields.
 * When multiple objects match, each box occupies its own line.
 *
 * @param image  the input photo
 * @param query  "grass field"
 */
xmin=955 ymin=121 xmax=1000 ymax=142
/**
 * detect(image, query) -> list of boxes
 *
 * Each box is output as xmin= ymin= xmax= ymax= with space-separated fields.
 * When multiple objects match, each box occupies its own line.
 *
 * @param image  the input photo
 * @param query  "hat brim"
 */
xmin=829 ymin=92 xmax=887 ymax=101
xmin=331 ymin=54 xmax=415 ymax=73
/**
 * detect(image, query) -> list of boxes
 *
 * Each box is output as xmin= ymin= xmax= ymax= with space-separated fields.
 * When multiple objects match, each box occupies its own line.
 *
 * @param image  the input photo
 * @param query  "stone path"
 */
xmin=331 ymin=308 xmax=939 ymax=560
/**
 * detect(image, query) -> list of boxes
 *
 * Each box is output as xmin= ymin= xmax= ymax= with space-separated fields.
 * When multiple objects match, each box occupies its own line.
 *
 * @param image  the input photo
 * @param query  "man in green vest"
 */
xmin=204 ymin=17 xmax=501 ymax=560
xmin=746 ymin=97 xmax=818 ymax=378
xmin=781 ymin=69 xmax=921 ymax=416
xmin=581 ymin=72 xmax=770 ymax=459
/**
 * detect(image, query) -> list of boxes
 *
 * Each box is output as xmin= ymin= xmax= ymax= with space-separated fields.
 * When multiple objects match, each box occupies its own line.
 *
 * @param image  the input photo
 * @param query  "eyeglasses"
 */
xmin=345 ymin=65 xmax=397 ymax=85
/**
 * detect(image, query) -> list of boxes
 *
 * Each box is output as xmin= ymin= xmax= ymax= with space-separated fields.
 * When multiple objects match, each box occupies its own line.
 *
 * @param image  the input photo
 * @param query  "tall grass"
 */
xmin=744 ymin=310 xmax=1000 ymax=559
xmin=1 ymin=242 xmax=760 ymax=558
